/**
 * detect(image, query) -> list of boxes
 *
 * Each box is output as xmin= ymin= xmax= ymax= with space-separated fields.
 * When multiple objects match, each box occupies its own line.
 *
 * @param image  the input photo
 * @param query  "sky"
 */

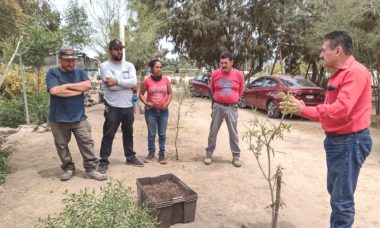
xmin=50 ymin=0 xmax=176 ymax=59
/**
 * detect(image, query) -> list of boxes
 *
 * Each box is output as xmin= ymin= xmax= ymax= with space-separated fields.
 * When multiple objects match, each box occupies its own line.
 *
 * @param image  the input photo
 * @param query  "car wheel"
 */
xmin=266 ymin=100 xmax=280 ymax=118
xmin=189 ymin=87 xmax=195 ymax=97
xmin=238 ymin=96 xmax=246 ymax=108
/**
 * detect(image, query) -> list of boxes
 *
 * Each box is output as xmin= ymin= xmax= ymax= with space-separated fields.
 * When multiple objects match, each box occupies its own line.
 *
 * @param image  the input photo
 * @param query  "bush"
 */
xmin=0 ymin=98 xmax=25 ymax=128
xmin=27 ymin=91 xmax=50 ymax=124
xmin=0 ymin=144 xmax=13 ymax=184
xmin=36 ymin=179 xmax=157 ymax=228
xmin=0 ymin=91 xmax=49 ymax=128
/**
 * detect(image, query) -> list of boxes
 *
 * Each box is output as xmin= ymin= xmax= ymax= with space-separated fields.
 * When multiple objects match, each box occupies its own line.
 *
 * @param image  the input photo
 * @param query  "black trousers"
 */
xmin=99 ymin=104 xmax=136 ymax=164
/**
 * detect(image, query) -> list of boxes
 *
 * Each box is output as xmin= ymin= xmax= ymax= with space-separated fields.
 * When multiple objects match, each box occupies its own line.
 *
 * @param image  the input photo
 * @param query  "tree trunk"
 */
xmin=270 ymin=51 xmax=279 ymax=75
xmin=375 ymin=69 xmax=380 ymax=115
xmin=271 ymin=167 xmax=282 ymax=228
xmin=310 ymin=61 xmax=318 ymax=85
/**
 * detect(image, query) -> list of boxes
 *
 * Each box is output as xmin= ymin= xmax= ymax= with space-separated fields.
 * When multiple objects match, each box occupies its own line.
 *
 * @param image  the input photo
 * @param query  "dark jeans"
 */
xmin=99 ymin=105 xmax=136 ymax=164
xmin=144 ymin=108 xmax=169 ymax=156
xmin=324 ymin=129 xmax=372 ymax=228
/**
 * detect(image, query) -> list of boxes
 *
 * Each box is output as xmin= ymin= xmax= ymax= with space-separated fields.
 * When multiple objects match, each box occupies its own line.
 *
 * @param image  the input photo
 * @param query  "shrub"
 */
xmin=0 ymin=98 xmax=25 ymax=128
xmin=0 ymin=91 xmax=49 ymax=128
xmin=36 ymin=179 xmax=157 ymax=228
xmin=0 ymin=144 xmax=13 ymax=184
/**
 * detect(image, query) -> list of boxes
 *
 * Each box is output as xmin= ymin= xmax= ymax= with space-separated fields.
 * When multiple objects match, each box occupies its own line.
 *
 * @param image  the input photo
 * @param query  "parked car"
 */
xmin=238 ymin=75 xmax=325 ymax=118
xmin=189 ymin=73 xmax=212 ymax=98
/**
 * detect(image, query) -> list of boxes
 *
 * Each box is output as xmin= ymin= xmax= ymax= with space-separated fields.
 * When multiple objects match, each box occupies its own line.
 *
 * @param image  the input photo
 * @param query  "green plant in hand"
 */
xmin=278 ymin=92 xmax=298 ymax=117
xmin=36 ymin=179 xmax=157 ymax=228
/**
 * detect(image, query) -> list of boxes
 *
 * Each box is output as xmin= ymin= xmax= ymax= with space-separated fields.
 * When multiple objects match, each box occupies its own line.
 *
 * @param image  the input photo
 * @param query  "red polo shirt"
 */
xmin=301 ymin=56 xmax=372 ymax=134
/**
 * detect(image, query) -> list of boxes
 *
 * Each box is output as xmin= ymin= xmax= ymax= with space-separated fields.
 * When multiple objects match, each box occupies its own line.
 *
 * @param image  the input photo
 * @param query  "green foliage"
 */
xmin=36 ymin=179 xmax=157 ymax=228
xmin=27 ymin=91 xmax=50 ymax=124
xmin=242 ymin=110 xmax=291 ymax=227
xmin=62 ymin=0 xmax=93 ymax=49
xmin=0 ymin=0 xmax=27 ymax=43
xmin=125 ymin=0 xmax=168 ymax=72
xmin=0 ymin=64 xmax=40 ymax=99
xmin=0 ymin=98 xmax=24 ymax=128
xmin=0 ymin=91 xmax=49 ymax=127
xmin=0 ymin=144 xmax=13 ymax=184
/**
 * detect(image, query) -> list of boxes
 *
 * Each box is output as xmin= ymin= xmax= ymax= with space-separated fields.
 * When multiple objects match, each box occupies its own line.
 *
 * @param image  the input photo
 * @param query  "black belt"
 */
xmin=214 ymin=101 xmax=237 ymax=107
xmin=325 ymin=128 xmax=368 ymax=138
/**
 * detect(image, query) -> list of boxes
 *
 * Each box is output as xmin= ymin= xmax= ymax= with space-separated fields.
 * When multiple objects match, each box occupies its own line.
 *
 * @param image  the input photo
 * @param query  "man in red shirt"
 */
xmin=204 ymin=51 xmax=245 ymax=167
xmin=283 ymin=31 xmax=372 ymax=227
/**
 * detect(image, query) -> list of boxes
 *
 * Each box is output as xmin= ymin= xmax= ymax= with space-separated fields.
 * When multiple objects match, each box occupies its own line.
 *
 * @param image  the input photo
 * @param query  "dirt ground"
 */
xmin=0 ymin=97 xmax=379 ymax=228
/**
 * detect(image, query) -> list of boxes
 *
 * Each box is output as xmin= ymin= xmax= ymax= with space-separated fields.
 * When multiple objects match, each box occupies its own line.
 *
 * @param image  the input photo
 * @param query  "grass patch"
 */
xmin=0 ymin=143 xmax=13 ymax=184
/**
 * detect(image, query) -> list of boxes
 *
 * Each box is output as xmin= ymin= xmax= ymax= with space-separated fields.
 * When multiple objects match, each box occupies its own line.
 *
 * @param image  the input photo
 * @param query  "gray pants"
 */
xmin=205 ymin=103 xmax=240 ymax=157
xmin=51 ymin=120 xmax=98 ymax=172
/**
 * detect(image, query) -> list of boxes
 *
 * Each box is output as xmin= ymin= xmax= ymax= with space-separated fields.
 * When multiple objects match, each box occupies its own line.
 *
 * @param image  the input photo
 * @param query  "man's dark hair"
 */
xmin=324 ymin=31 xmax=353 ymax=55
xmin=220 ymin=51 xmax=234 ymax=61
xmin=108 ymin=38 xmax=125 ymax=50
xmin=148 ymin=58 xmax=160 ymax=69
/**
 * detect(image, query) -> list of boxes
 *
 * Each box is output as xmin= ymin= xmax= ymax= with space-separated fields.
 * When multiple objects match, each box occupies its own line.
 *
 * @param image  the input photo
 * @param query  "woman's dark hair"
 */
xmin=324 ymin=31 xmax=353 ymax=55
xmin=148 ymin=58 xmax=161 ymax=69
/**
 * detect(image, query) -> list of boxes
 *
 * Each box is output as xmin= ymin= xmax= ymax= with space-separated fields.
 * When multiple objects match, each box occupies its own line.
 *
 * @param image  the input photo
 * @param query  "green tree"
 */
xmin=162 ymin=0 xmax=305 ymax=79
xmin=2 ymin=1 xmax=62 ymax=92
xmin=62 ymin=0 xmax=93 ymax=49
xmin=125 ymin=0 xmax=168 ymax=72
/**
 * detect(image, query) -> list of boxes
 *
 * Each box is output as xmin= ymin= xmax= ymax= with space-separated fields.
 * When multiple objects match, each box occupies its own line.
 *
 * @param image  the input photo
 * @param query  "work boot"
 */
xmin=144 ymin=154 xmax=155 ymax=163
xmin=83 ymin=170 xmax=107 ymax=181
xmin=60 ymin=169 xmax=75 ymax=181
xmin=232 ymin=157 xmax=241 ymax=168
xmin=204 ymin=156 xmax=212 ymax=165
xmin=97 ymin=163 xmax=108 ymax=174
xmin=158 ymin=154 xmax=167 ymax=165
xmin=126 ymin=156 xmax=144 ymax=167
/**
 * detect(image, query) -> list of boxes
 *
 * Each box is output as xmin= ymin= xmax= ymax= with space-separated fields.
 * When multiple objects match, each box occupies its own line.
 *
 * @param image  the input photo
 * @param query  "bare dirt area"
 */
xmin=1 ymin=97 xmax=379 ymax=228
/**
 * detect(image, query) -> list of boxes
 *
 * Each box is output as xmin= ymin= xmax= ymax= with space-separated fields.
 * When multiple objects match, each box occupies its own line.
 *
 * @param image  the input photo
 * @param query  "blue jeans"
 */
xmin=324 ymin=129 xmax=372 ymax=228
xmin=144 ymin=108 xmax=169 ymax=156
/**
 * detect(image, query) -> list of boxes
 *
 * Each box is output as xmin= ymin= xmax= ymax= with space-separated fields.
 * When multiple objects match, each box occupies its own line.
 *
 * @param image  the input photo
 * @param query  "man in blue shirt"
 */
xmin=46 ymin=47 xmax=107 ymax=181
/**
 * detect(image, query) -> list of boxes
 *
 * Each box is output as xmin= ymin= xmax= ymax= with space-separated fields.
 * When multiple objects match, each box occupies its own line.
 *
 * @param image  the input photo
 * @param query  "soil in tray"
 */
xmin=143 ymin=180 xmax=186 ymax=202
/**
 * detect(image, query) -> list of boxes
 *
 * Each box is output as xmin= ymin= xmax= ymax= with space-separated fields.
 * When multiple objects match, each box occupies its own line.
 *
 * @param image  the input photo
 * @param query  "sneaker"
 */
xmin=60 ymin=169 xmax=75 ymax=181
xmin=83 ymin=170 xmax=107 ymax=181
xmin=126 ymin=156 xmax=144 ymax=167
xmin=144 ymin=154 xmax=156 ymax=163
xmin=232 ymin=157 xmax=241 ymax=167
xmin=97 ymin=163 xmax=108 ymax=174
xmin=158 ymin=155 xmax=167 ymax=165
xmin=204 ymin=156 xmax=212 ymax=165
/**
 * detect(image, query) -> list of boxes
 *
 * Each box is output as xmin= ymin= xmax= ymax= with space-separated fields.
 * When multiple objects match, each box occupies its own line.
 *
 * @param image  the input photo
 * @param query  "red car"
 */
xmin=238 ymin=75 xmax=325 ymax=118
xmin=189 ymin=73 xmax=212 ymax=98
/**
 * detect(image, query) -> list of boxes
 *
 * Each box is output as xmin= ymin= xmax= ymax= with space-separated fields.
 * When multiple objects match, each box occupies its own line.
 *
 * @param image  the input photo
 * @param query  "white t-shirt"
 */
xmin=100 ymin=60 xmax=137 ymax=108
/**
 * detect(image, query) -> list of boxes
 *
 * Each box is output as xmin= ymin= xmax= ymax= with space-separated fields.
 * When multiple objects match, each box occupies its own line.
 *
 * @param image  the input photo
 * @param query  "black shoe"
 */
xmin=126 ymin=157 xmax=144 ymax=167
xmin=97 ymin=163 xmax=108 ymax=174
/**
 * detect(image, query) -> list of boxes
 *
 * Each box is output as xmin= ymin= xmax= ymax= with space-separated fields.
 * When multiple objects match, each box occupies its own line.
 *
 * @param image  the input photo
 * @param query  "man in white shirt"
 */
xmin=98 ymin=39 xmax=144 ymax=174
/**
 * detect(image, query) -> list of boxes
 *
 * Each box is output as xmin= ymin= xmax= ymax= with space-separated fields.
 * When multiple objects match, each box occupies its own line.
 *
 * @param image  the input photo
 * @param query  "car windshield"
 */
xmin=282 ymin=78 xmax=317 ymax=87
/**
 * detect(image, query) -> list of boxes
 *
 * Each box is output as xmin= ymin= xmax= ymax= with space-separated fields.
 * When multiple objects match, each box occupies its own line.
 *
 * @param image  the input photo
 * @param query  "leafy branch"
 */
xmin=242 ymin=93 xmax=294 ymax=228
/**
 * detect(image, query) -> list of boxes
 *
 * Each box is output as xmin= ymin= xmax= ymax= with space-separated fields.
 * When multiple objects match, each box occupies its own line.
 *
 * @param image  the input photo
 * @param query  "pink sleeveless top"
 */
xmin=143 ymin=76 xmax=170 ymax=109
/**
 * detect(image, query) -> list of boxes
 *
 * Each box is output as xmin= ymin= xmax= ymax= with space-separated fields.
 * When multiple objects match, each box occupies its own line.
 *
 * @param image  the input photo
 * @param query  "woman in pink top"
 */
xmin=139 ymin=59 xmax=172 ymax=164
